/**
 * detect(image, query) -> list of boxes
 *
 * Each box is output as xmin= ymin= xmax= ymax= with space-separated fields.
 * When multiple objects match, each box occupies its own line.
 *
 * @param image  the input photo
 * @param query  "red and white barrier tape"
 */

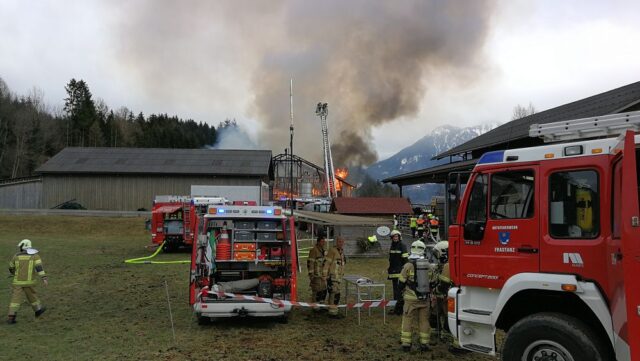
xmin=198 ymin=288 xmax=396 ymax=309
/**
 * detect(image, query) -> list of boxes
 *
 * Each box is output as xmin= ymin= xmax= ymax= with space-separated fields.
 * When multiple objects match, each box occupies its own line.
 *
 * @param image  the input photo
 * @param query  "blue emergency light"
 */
xmin=218 ymin=209 xmax=226 ymax=214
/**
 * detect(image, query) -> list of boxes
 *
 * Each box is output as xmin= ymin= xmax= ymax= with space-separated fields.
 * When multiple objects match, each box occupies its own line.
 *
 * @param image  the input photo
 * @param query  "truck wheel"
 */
xmin=197 ymin=314 xmax=211 ymax=325
xmin=502 ymin=312 xmax=610 ymax=361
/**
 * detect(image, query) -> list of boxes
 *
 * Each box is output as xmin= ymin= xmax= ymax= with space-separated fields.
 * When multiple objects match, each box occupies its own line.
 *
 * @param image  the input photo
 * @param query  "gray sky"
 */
xmin=1 ymin=0 xmax=639 ymax=162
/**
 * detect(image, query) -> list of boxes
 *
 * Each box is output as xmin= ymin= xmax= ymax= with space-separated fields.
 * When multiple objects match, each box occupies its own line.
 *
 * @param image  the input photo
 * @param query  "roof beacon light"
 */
xmin=564 ymin=145 xmax=583 ymax=156
xmin=208 ymin=207 xmax=217 ymax=214
xmin=266 ymin=209 xmax=274 ymax=215
xmin=274 ymin=209 xmax=282 ymax=216
xmin=218 ymin=209 xmax=226 ymax=214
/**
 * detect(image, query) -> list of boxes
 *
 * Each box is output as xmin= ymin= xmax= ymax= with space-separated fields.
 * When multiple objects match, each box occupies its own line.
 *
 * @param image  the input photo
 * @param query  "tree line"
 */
xmin=0 ymin=77 xmax=220 ymax=179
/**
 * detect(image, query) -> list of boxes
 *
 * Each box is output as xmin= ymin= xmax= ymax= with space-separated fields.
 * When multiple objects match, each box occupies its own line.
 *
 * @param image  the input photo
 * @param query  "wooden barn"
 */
xmin=34 ymin=147 xmax=273 ymax=211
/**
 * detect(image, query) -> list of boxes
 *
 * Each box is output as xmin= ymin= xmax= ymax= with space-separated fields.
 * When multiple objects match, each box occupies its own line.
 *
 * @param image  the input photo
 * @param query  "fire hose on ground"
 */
xmin=124 ymin=241 xmax=191 ymax=264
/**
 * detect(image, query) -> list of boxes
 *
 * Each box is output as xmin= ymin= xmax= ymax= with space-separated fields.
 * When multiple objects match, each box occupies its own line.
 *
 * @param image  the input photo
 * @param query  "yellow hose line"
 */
xmin=124 ymin=242 xmax=191 ymax=264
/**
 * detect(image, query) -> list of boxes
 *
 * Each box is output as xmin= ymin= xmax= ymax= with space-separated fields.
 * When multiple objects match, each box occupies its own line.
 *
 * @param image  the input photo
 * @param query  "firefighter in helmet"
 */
xmin=416 ymin=215 xmax=426 ymax=239
xmin=307 ymin=234 xmax=328 ymax=307
xmin=387 ymin=229 xmax=408 ymax=315
xmin=428 ymin=214 xmax=440 ymax=242
xmin=398 ymin=239 xmax=432 ymax=352
xmin=323 ymin=236 xmax=346 ymax=318
xmin=7 ymin=239 xmax=47 ymax=324
xmin=431 ymin=241 xmax=470 ymax=355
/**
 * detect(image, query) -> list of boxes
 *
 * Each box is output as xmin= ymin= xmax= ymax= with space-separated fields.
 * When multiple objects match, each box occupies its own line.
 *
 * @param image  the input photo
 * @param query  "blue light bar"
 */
xmin=266 ymin=209 xmax=273 ymax=214
xmin=218 ymin=209 xmax=226 ymax=214
xmin=477 ymin=150 xmax=505 ymax=164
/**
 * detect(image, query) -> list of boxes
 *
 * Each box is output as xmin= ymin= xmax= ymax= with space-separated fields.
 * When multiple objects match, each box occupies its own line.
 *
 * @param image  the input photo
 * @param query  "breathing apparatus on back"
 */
xmin=408 ymin=240 xmax=430 ymax=300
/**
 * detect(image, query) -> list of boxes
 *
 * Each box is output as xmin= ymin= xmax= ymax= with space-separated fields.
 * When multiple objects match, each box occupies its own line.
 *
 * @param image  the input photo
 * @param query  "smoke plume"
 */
xmin=111 ymin=1 xmax=495 ymax=167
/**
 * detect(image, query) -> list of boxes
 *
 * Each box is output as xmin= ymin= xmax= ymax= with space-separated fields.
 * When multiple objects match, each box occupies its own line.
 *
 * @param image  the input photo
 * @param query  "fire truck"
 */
xmin=447 ymin=111 xmax=640 ymax=361
xmin=150 ymin=196 xmax=227 ymax=250
xmin=190 ymin=204 xmax=298 ymax=323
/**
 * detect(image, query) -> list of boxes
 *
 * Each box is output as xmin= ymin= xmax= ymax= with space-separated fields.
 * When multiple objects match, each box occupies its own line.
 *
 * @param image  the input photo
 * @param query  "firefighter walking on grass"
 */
xmin=307 ymin=235 xmax=327 ymax=306
xmin=323 ymin=236 xmax=346 ymax=318
xmin=387 ymin=230 xmax=408 ymax=315
xmin=398 ymin=239 xmax=432 ymax=352
xmin=7 ymin=239 xmax=47 ymax=324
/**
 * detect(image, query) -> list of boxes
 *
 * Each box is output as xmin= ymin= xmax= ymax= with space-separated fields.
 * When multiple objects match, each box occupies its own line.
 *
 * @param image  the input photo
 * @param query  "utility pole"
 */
xmin=289 ymin=79 xmax=294 ymax=210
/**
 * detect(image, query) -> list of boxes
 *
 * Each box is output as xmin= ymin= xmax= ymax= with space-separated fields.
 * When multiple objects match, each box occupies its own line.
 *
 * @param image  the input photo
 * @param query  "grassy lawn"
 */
xmin=0 ymin=215 xmax=495 ymax=360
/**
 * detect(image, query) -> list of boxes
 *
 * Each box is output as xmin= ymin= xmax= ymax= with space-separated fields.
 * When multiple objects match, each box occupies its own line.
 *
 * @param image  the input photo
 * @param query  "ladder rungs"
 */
xmin=530 ymin=111 xmax=640 ymax=142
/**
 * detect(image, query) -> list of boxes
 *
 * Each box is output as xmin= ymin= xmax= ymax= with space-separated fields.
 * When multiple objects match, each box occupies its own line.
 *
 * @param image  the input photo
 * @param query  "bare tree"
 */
xmin=512 ymin=102 xmax=536 ymax=120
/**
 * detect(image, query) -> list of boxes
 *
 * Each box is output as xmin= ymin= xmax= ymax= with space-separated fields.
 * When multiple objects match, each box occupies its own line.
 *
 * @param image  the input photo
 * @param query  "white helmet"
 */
xmin=18 ymin=239 xmax=32 ymax=250
xmin=433 ymin=241 xmax=449 ymax=263
xmin=410 ymin=240 xmax=426 ymax=259
xmin=390 ymin=230 xmax=401 ymax=238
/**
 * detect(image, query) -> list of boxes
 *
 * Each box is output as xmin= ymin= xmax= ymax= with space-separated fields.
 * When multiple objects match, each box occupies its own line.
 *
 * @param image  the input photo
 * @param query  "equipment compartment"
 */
xmin=234 ymin=231 xmax=254 ymax=241
xmin=256 ymin=232 xmax=277 ymax=241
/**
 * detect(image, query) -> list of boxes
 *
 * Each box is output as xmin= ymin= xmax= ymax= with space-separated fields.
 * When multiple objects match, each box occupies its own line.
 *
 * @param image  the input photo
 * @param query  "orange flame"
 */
xmin=335 ymin=168 xmax=348 ymax=191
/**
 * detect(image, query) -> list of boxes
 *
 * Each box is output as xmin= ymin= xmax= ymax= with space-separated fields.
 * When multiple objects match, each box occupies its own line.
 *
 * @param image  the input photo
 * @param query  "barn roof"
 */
xmin=36 ymin=147 xmax=273 ymax=177
xmin=435 ymin=81 xmax=640 ymax=159
xmin=330 ymin=197 xmax=412 ymax=215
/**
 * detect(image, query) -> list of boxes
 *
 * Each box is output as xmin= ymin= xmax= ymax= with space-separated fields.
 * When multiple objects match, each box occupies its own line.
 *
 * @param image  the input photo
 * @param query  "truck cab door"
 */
xmin=459 ymin=167 xmax=540 ymax=290
xmin=617 ymin=131 xmax=640 ymax=359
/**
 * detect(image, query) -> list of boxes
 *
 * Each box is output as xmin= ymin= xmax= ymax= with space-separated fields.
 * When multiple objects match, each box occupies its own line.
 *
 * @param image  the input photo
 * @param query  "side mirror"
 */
xmin=464 ymin=222 xmax=485 ymax=241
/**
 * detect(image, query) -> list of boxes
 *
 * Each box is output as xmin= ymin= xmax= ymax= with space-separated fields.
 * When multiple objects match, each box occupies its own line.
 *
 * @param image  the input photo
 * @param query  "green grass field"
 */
xmin=0 ymin=215 xmax=495 ymax=360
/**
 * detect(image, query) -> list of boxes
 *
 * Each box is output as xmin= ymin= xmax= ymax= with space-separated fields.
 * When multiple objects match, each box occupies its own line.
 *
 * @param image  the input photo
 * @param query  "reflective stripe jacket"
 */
xmin=307 ymin=244 xmax=326 ymax=278
xmin=399 ymin=260 xmax=437 ymax=301
xmin=323 ymin=247 xmax=345 ymax=281
xmin=388 ymin=241 xmax=408 ymax=278
xmin=9 ymin=252 xmax=46 ymax=286
xmin=410 ymin=217 xmax=417 ymax=228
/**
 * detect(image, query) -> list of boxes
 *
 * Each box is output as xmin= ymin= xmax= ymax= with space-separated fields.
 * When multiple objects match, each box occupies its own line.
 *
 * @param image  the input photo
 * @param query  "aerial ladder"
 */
xmin=316 ymin=102 xmax=337 ymax=198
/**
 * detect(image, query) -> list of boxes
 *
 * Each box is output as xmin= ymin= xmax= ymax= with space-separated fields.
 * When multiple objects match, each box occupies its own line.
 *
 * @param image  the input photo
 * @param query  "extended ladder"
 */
xmin=529 ymin=110 xmax=640 ymax=143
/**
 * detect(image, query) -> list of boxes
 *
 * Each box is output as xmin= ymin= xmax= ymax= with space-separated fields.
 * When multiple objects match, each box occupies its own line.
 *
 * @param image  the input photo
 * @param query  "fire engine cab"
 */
xmin=447 ymin=111 xmax=640 ymax=361
xmin=150 ymin=196 xmax=227 ymax=250
xmin=190 ymin=205 xmax=298 ymax=323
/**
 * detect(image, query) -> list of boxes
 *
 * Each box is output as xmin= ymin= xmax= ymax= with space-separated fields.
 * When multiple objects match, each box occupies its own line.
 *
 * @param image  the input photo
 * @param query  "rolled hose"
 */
xmin=124 ymin=241 xmax=191 ymax=264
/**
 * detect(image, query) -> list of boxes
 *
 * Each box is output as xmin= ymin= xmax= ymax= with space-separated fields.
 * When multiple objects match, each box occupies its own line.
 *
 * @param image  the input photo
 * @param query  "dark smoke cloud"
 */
xmin=111 ymin=0 xmax=495 ymax=167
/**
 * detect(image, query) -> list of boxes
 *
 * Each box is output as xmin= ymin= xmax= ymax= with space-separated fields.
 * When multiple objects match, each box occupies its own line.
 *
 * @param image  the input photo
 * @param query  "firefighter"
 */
xmin=7 ymin=239 xmax=47 ymax=324
xmin=428 ymin=215 xmax=440 ymax=242
xmin=387 ymin=230 xmax=408 ymax=315
xmin=323 ymin=236 xmax=346 ymax=318
xmin=409 ymin=215 xmax=417 ymax=238
xmin=416 ymin=215 xmax=426 ymax=239
xmin=432 ymin=241 xmax=470 ymax=355
xmin=398 ymin=239 xmax=431 ymax=352
xmin=307 ymin=235 xmax=327 ymax=306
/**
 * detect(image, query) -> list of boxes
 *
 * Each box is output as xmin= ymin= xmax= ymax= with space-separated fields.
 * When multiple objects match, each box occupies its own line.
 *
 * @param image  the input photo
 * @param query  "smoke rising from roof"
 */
xmin=112 ymin=1 xmax=495 ymax=167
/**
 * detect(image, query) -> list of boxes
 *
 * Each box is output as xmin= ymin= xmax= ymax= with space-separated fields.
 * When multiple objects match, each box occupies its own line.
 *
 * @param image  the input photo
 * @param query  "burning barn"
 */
xmin=271 ymin=152 xmax=353 ymax=202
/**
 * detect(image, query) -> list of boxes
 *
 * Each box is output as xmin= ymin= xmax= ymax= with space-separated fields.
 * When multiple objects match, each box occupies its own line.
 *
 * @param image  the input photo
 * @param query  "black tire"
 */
xmin=197 ymin=314 xmax=211 ymax=325
xmin=278 ymin=313 xmax=289 ymax=324
xmin=502 ymin=312 xmax=611 ymax=361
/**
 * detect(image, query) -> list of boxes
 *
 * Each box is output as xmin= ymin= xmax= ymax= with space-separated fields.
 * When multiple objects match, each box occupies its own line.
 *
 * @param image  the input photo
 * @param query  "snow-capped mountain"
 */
xmin=363 ymin=122 xmax=499 ymax=203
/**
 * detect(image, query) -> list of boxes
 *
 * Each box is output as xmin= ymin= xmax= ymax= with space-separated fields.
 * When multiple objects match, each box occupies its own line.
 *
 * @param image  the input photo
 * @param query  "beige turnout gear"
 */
xmin=323 ymin=246 xmax=345 ymax=316
xmin=307 ymin=244 xmax=327 ymax=303
xmin=7 ymin=249 xmax=47 ymax=319
xmin=399 ymin=261 xmax=431 ymax=347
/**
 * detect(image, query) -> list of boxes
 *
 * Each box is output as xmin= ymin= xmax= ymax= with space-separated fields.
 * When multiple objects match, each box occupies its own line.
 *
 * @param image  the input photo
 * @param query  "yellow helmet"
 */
xmin=18 ymin=239 xmax=32 ymax=251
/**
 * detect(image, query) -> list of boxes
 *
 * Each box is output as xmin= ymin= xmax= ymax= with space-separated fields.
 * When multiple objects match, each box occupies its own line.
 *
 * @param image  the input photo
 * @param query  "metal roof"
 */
xmin=382 ymin=159 xmax=477 ymax=185
xmin=293 ymin=210 xmax=389 ymax=226
xmin=35 ymin=147 xmax=273 ymax=176
xmin=330 ymin=197 xmax=413 ymax=214
xmin=435 ymin=81 xmax=640 ymax=159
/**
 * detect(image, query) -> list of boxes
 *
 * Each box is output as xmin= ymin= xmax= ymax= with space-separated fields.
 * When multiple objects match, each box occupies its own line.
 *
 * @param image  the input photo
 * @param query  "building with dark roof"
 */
xmin=34 ymin=147 xmax=273 ymax=211
xmin=383 ymin=81 xmax=640 ymax=236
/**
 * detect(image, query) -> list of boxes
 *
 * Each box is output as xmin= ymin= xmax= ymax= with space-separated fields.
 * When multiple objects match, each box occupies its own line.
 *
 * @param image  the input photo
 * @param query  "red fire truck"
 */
xmin=150 ymin=196 xmax=227 ymax=250
xmin=190 ymin=204 xmax=298 ymax=323
xmin=447 ymin=111 xmax=640 ymax=360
